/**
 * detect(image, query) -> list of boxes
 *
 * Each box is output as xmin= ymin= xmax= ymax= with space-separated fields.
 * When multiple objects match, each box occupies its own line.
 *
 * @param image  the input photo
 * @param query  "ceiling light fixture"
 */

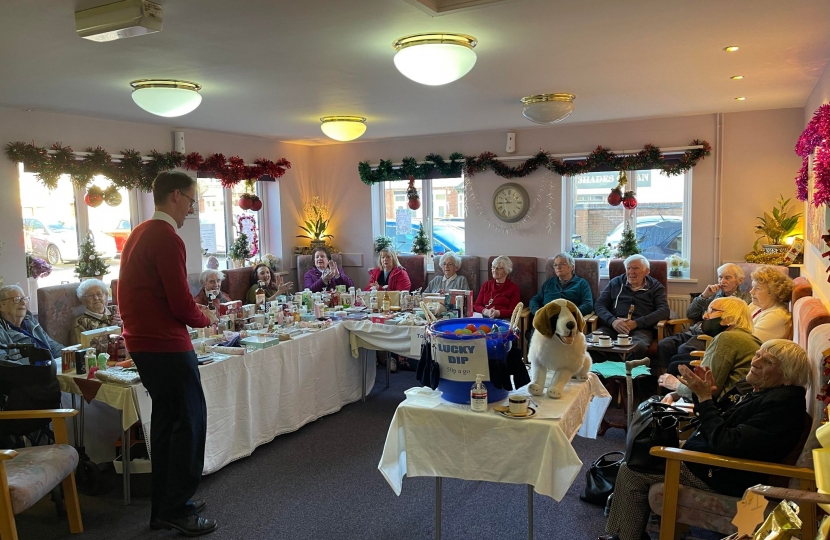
xmin=520 ymin=94 xmax=576 ymax=124
xmin=723 ymin=46 xmax=740 ymax=52
xmin=129 ymin=79 xmax=202 ymax=117
xmin=735 ymin=96 xmax=746 ymax=101
xmin=320 ymin=116 xmax=367 ymax=141
xmin=393 ymin=33 xmax=477 ymax=86
xmin=730 ymin=75 xmax=744 ymax=80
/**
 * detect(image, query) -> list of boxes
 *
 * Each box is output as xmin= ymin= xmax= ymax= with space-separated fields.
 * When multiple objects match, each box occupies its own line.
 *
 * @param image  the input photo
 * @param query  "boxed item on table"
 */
xmin=371 ymin=314 xmax=393 ymax=324
xmin=219 ymin=300 xmax=242 ymax=316
xmin=448 ymin=289 xmax=473 ymax=317
xmin=240 ymin=335 xmax=280 ymax=350
xmin=81 ymin=326 xmax=121 ymax=353
xmin=241 ymin=304 xmax=257 ymax=318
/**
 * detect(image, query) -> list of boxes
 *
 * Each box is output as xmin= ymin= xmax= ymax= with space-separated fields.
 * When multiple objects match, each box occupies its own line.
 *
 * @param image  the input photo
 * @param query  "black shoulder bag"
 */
xmin=624 ymin=398 xmax=697 ymax=474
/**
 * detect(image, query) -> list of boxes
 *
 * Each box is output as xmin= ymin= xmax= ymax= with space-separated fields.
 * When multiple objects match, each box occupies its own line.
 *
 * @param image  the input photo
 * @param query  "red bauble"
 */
xmin=408 ymin=197 xmax=421 ymax=210
xmin=607 ymin=188 xmax=623 ymax=207
xmin=250 ymin=199 xmax=262 ymax=211
xmin=85 ymin=191 xmax=104 ymax=208
xmin=239 ymin=196 xmax=253 ymax=210
xmin=622 ymin=191 xmax=638 ymax=209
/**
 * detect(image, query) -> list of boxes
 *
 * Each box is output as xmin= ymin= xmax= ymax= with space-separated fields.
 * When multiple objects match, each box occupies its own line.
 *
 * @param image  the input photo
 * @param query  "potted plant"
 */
xmin=755 ymin=195 xmax=802 ymax=254
xmin=297 ymin=201 xmax=333 ymax=249
xmin=665 ymin=254 xmax=690 ymax=278
xmin=411 ymin=227 xmax=431 ymax=257
xmin=75 ymin=233 xmax=109 ymax=281
xmin=228 ymin=232 xmax=252 ymax=268
xmin=374 ymin=235 xmax=393 ymax=253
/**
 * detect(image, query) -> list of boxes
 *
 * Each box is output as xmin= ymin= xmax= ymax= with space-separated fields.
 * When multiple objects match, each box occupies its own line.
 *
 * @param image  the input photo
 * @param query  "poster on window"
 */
xmin=200 ymin=223 xmax=217 ymax=253
xmin=396 ymin=208 xmax=412 ymax=235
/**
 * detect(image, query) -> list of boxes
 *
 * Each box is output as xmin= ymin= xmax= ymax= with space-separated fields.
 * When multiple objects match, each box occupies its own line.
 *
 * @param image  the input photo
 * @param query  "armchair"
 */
xmin=0 ymin=409 xmax=82 ymax=539
xmin=487 ymin=256 xmax=538 ymax=362
xmin=431 ymin=255 xmax=480 ymax=300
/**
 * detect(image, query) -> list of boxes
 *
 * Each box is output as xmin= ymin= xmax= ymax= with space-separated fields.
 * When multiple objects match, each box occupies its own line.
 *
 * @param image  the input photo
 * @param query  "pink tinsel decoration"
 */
xmin=795 ymin=104 xmax=830 ymax=205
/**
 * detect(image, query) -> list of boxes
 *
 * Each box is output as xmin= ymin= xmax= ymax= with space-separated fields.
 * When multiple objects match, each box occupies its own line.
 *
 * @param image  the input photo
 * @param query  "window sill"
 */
xmin=668 ymin=277 xmax=698 ymax=284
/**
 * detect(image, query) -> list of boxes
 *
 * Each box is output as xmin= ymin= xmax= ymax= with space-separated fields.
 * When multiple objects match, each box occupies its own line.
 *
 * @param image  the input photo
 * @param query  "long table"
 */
xmin=58 ymin=322 xmax=374 ymax=502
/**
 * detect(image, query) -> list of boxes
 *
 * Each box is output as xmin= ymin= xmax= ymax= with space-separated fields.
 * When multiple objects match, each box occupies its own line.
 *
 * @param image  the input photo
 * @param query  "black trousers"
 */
xmin=656 ymin=331 xmax=706 ymax=368
xmin=132 ymin=350 xmax=207 ymax=520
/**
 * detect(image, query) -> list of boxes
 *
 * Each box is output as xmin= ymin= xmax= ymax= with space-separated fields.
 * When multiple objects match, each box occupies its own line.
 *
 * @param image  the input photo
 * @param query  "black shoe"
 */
xmin=150 ymin=500 xmax=207 ymax=530
xmin=151 ymin=515 xmax=218 ymax=537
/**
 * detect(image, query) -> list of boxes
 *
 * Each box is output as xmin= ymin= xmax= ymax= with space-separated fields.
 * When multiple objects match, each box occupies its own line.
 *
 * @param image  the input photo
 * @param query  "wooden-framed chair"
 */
xmin=0 ymin=409 xmax=83 ymax=539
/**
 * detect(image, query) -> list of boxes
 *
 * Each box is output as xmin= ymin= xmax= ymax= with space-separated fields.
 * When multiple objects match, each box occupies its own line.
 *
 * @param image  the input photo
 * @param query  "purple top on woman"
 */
xmin=303 ymin=267 xmax=355 ymax=292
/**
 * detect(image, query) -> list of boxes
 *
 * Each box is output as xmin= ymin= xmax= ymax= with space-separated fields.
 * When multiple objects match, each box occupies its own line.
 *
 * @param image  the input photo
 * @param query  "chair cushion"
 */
xmin=793 ymin=297 xmax=830 ymax=351
xmin=792 ymin=277 xmax=812 ymax=305
xmin=36 ymin=283 xmax=85 ymax=346
xmin=297 ymin=254 xmax=344 ymax=289
xmin=397 ymin=255 xmax=427 ymax=291
xmin=487 ymin=256 xmax=537 ymax=306
xmin=736 ymin=263 xmax=789 ymax=295
xmin=432 ymin=255 xmax=480 ymax=300
xmin=648 ymin=482 xmax=740 ymax=536
xmin=5 ymin=444 xmax=79 ymax=514
xmin=221 ymin=267 xmax=255 ymax=302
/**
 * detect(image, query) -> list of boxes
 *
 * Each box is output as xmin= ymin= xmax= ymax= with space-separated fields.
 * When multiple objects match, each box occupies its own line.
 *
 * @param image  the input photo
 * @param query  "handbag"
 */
xmin=624 ymin=398 xmax=695 ymax=474
xmin=580 ymin=451 xmax=624 ymax=506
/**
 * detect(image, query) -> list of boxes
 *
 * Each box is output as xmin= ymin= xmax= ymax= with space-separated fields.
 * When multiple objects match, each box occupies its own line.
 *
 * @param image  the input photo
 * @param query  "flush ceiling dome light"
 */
xmin=320 ymin=116 xmax=367 ymax=141
xmin=129 ymin=79 xmax=202 ymax=117
xmin=520 ymin=94 xmax=576 ymax=124
xmin=393 ymin=33 xmax=477 ymax=86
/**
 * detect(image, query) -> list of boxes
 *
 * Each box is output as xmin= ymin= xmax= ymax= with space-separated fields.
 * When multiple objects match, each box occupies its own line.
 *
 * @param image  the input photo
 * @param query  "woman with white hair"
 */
xmin=659 ymin=296 xmax=760 ymax=403
xmin=0 ymin=284 xmax=64 ymax=360
xmin=73 ymin=278 xmax=122 ymax=345
xmin=368 ymin=247 xmax=411 ymax=291
xmin=530 ymin=252 xmax=593 ymax=317
xmin=424 ymin=252 xmax=469 ymax=293
xmin=194 ymin=269 xmax=230 ymax=310
xmin=656 ymin=263 xmax=751 ymax=368
xmin=749 ymin=266 xmax=793 ymax=342
xmin=474 ymin=256 xmax=520 ymax=319
xmin=605 ymin=339 xmax=810 ymax=540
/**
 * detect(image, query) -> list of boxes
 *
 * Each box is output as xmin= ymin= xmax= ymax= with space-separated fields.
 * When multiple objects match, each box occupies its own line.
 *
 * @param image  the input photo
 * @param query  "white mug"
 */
xmin=617 ymin=334 xmax=631 ymax=345
xmin=598 ymin=335 xmax=612 ymax=347
xmin=508 ymin=395 xmax=528 ymax=415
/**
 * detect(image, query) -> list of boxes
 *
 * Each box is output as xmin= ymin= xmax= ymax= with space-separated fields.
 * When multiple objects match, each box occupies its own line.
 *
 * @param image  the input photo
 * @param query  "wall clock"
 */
xmin=492 ymin=182 xmax=529 ymax=223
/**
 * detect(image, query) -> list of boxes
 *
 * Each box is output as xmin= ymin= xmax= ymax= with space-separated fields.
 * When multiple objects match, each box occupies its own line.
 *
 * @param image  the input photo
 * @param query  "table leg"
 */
xmin=435 ymin=477 xmax=442 ymax=540
xmin=362 ymin=350 xmax=367 ymax=402
xmin=78 ymin=399 xmax=85 ymax=448
xmin=386 ymin=352 xmax=390 ymax=389
xmin=71 ymin=394 xmax=79 ymax=446
xmin=527 ymin=484 xmax=534 ymax=540
xmin=123 ymin=427 xmax=131 ymax=505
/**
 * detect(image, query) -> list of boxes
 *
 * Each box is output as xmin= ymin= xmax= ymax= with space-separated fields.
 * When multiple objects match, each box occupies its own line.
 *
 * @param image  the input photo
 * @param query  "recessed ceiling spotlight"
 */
xmin=723 ymin=46 xmax=740 ymax=52
xmin=320 ymin=116 xmax=367 ymax=141
xmin=129 ymin=79 xmax=202 ymax=117
xmin=520 ymin=94 xmax=576 ymax=124
xmin=735 ymin=96 xmax=746 ymax=101
xmin=393 ymin=33 xmax=477 ymax=86
xmin=730 ymin=75 xmax=744 ymax=80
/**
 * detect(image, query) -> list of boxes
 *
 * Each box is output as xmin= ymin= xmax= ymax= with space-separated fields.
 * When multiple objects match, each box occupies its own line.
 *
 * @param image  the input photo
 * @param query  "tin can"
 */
xmin=454 ymin=295 xmax=465 ymax=313
xmin=75 ymin=350 xmax=87 ymax=375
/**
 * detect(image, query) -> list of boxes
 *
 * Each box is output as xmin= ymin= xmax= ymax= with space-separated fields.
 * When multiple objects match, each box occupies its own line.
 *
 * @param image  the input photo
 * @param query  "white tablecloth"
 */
xmin=343 ymin=320 xmax=424 ymax=359
xmin=378 ymin=373 xmax=610 ymax=502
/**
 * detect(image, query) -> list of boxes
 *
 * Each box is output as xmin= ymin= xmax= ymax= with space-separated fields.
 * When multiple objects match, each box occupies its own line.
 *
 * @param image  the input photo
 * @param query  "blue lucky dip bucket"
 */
xmin=426 ymin=317 xmax=517 ymax=404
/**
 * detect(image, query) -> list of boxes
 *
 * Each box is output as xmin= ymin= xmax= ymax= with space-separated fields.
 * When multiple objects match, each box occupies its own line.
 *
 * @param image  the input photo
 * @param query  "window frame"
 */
xmin=197 ymin=177 xmax=265 ymax=269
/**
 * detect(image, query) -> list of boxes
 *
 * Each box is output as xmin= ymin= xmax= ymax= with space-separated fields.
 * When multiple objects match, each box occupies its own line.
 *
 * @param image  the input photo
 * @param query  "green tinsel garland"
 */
xmin=358 ymin=153 xmax=465 ymax=185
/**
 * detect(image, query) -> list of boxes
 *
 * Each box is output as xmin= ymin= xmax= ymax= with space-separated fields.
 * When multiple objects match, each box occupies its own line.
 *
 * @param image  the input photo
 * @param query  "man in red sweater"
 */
xmin=119 ymin=171 xmax=219 ymax=536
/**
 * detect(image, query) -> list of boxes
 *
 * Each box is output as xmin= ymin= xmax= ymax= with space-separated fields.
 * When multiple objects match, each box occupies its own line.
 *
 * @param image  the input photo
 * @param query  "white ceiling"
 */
xmin=2 ymin=0 xmax=829 ymax=144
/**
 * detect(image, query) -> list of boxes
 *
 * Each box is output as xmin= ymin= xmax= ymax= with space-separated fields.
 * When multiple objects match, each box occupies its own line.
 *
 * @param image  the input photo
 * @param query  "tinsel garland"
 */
xmin=238 ymin=214 xmax=259 ymax=258
xmin=6 ymin=141 xmax=291 ymax=192
xmin=795 ymin=104 xmax=830 ymax=206
xmin=358 ymin=141 xmax=710 ymax=185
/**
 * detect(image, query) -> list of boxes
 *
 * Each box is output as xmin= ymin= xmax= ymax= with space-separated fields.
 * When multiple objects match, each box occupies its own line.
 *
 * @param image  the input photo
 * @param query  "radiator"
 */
xmin=667 ymin=294 xmax=691 ymax=318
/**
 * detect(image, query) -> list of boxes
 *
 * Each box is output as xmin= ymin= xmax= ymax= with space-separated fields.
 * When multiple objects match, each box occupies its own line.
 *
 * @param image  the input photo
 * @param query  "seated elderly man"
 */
xmin=530 ymin=252 xmax=593 ymax=317
xmin=593 ymin=254 xmax=670 ymax=362
xmin=0 ymin=285 xmax=64 ymax=361
xmin=424 ymin=251 xmax=469 ymax=293
xmin=73 ymin=278 xmax=123 ymax=345
xmin=656 ymin=263 xmax=751 ymax=368
xmin=194 ymin=269 xmax=230 ymax=310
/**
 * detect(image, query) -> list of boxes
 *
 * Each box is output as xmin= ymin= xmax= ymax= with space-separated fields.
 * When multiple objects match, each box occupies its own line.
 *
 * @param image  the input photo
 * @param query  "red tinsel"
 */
xmin=184 ymin=152 xmax=291 ymax=188
xmin=795 ymin=104 xmax=830 ymax=206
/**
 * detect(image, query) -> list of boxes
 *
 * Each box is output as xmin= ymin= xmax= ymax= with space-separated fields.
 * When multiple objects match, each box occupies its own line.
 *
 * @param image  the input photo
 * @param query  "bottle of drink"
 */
xmin=471 ymin=374 xmax=488 ymax=412
xmin=381 ymin=290 xmax=391 ymax=312
xmin=85 ymin=348 xmax=97 ymax=373
xmin=256 ymin=281 xmax=266 ymax=312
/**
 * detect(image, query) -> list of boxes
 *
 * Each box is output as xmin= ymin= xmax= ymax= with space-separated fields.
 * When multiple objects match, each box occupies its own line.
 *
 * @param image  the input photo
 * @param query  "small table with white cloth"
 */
xmin=378 ymin=373 xmax=611 ymax=540
xmin=343 ymin=320 xmax=425 ymax=395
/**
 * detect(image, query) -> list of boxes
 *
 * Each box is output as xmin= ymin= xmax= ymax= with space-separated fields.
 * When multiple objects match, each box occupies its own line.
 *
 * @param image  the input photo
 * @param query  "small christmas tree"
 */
xmin=228 ymin=232 xmax=252 ymax=262
xmin=75 ymin=233 xmax=109 ymax=279
xmin=412 ymin=226 xmax=431 ymax=256
xmin=616 ymin=225 xmax=642 ymax=258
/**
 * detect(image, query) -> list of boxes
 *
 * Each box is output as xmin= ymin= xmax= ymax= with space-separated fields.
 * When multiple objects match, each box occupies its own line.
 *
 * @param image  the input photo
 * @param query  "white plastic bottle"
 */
xmin=470 ymin=374 xmax=488 ymax=412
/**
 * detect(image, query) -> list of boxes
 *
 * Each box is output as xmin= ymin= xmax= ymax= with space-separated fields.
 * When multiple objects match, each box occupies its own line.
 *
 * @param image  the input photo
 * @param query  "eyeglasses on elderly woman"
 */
xmin=1 ymin=296 xmax=29 ymax=305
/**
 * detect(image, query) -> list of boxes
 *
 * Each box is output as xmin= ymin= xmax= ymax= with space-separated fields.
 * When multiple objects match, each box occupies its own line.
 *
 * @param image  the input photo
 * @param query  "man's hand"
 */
xmin=611 ymin=318 xmax=629 ymax=334
xmin=197 ymin=304 xmax=218 ymax=325
xmin=700 ymin=283 xmax=721 ymax=299
xmin=677 ymin=364 xmax=716 ymax=402
xmin=624 ymin=320 xmax=638 ymax=331
xmin=658 ymin=373 xmax=680 ymax=391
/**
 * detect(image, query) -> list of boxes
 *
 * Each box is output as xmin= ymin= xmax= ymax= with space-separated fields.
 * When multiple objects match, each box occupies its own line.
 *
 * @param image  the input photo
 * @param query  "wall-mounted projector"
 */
xmin=76 ymin=0 xmax=163 ymax=42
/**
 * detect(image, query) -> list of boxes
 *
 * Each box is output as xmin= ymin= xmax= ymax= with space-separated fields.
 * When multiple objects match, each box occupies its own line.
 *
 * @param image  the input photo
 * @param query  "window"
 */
xmin=375 ymin=177 xmax=466 ymax=262
xmin=19 ymin=168 xmax=136 ymax=288
xmin=197 ymin=178 xmax=262 ymax=269
xmin=563 ymin=168 xmax=691 ymax=276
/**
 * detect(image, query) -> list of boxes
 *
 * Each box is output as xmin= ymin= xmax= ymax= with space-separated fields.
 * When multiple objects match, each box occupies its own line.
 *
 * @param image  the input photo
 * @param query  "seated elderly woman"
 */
xmin=194 ymin=269 xmax=231 ymax=310
xmin=0 ymin=285 xmax=64 ymax=360
xmin=604 ymin=339 xmax=811 ymax=540
xmin=368 ymin=248 xmax=411 ymax=291
xmin=424 ymin=252 xmax=469 ymax=293
xmin=530 ymin=252 xmax=593 ymax=317
xmin=474 ymin=256 xmax=520 ymax=319
xmin=658 ymin=296 xmax=760 ymax=404
xmin=246 ymin=263 xmax=294 ymax=304
xmin=748 ymin=266 xmax=793 ymax=342
xmin=304 ymin=247 xmax=354 ymax=292
xmin=73 ymin=279 xmax=123 ymax=345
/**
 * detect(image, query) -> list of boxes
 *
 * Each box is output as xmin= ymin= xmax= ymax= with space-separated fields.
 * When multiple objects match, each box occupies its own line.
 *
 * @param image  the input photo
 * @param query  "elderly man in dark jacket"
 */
xmin=592 ymin=255 xmax=670 ymax=362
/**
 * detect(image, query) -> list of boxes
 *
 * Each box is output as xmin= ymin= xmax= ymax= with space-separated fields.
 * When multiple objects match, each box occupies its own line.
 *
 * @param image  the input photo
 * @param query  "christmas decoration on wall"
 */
xmin=237 ymin=214 xmax=259 ymax=258
xmin=84 ymin=185 xmax=104 ymax=207
xmin=607 ymin=170 xmax=627 ymax=206
xmin=103 ymin=186 xmax=123 ymax=206
xmin=406 ymin=176 xmax=421 ymax=210
xmin=228 ymin=232 xmax=253 ymax=263
xmin=411 ymin=225 xmax=430 ymax=255
xmin=795 ymin=104 xmax=830 ymax=206
xmin=615 ymin=226 xmax=642 ymax=258
xmin=359 ymin=153 xmax=465 ymax=186
xmin=6 ymin=141 xmax=291 ymax=192
xmin=622 ymin=191 xmax=638 ymax=209
xmin=75 ymin=233 xmax=110 ymax=279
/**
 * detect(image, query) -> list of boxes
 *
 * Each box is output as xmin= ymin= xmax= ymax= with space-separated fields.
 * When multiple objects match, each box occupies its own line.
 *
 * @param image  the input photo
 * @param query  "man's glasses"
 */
xmin=1 ymin=296 xmax=29 ymax=305
xmin=178 ymin=190 xmax=197 ymax=208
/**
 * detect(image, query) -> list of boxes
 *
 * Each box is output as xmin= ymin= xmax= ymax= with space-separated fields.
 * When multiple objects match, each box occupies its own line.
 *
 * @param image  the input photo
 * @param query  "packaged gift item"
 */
xmin=448 ymin=289 xmax=473 ymax=317
xmin=81 ymin=325 xmax=121 ymax=354
xmin=752 ymin=500 xmax=801 ymax=540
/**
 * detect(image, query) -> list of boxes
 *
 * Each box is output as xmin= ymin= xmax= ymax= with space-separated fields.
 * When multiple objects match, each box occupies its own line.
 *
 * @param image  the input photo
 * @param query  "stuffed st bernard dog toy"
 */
xmin=528 ymin=298 xmax=592 ymax=399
